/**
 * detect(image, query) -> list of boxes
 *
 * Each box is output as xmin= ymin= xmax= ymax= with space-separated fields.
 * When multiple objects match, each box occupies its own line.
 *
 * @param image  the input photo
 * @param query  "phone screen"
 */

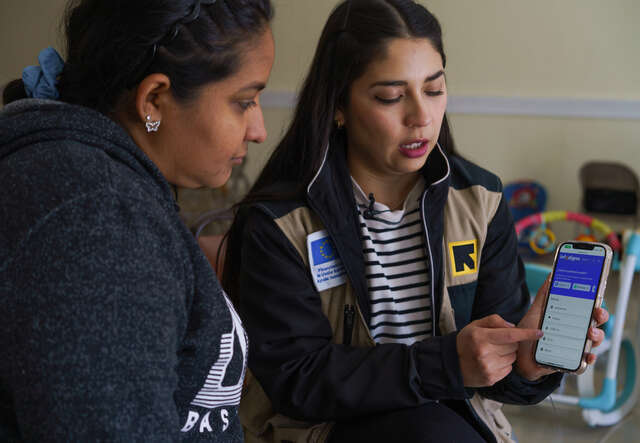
xmin=534 ymin=243 xmax=606 ymax=371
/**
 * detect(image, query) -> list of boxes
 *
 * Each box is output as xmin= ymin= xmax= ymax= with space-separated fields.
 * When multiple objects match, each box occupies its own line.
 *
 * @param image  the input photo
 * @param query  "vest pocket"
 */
xmin=343 ymin=304 xmax=355 ymax=345
xmin=448 ymin=281 xmax=478 ymax=329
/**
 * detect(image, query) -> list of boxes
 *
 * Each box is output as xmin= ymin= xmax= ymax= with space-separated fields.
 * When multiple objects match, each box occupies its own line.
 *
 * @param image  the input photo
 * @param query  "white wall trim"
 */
xmin=261 ymin=91 xmax=640 ymax=120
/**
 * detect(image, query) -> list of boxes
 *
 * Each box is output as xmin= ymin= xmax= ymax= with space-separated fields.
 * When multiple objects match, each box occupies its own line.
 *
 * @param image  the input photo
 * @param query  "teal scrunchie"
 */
xmin=22 ymin=47 xmax=65 ymax=100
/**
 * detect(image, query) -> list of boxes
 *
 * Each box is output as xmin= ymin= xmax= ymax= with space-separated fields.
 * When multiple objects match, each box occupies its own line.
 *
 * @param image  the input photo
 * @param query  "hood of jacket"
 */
xmin=0 ymin=98 xmax=175 ymax=209
xmin=0 ymin=99 xmax=179 ymax=260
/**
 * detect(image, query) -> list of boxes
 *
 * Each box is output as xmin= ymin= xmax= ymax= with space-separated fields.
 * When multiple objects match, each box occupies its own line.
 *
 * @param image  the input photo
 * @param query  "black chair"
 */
xmin=579 ymin=161 xmax=639 ymax=229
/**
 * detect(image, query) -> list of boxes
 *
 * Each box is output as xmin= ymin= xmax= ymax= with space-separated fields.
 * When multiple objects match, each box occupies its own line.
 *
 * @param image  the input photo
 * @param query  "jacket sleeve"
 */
xmin=3 ymin=193 xmax=183 ymax=441
xmin=236 ymin=207 xmax=470 ymax=422
xmin=472 ymin=189 xmax=563 ymax=404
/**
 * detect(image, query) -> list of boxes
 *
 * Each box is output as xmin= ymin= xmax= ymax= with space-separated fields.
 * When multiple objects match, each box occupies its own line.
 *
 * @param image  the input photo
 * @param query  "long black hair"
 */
xmin=248 ymin=0 xmax=453 ymax=205
xmin=3 ymin=0 xmax=273 ymax=112
xmin=223 ymin=0 xmax=455 ymax=299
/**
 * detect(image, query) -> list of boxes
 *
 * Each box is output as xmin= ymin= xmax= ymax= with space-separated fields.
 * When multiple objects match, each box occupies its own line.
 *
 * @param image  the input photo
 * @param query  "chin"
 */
xmin=400 ymin=158 xmax=428 ymax=174
xmin=208 ymin=172 xmax=232 ymax=189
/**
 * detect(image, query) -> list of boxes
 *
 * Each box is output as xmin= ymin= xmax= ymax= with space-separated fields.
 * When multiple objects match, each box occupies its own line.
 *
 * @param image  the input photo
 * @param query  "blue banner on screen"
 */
xmin=535 ymin=244 xmax=605 ymax=370
xmin=550 ymin=251 xmax=604 ymax=300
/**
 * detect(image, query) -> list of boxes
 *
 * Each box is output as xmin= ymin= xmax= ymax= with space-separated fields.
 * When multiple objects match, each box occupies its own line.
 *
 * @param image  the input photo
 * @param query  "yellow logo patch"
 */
xmin=449 ymin=240 xmax=478 ymax=277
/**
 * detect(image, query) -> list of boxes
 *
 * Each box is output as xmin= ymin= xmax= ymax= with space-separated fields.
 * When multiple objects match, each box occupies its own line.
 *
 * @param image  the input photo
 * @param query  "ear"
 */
xmin=134 ymin=73 xmax=173 ymax=124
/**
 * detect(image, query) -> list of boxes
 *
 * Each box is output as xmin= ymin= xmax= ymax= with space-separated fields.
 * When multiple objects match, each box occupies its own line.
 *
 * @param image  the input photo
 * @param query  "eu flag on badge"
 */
xmin=311 ymin=237 xmax=336 ymax=265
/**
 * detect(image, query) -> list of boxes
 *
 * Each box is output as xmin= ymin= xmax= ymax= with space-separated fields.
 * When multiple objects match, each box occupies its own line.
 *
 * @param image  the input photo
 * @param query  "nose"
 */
xmin=246 ymin=103 xmax=268 ymax=144
xmin=404 ymin=96 xmax=433 ymax=128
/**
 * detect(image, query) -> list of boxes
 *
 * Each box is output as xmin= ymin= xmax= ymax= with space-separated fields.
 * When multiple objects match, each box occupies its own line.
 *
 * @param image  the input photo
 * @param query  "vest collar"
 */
xmin=307 ymin=141 xmax=451 ymax=203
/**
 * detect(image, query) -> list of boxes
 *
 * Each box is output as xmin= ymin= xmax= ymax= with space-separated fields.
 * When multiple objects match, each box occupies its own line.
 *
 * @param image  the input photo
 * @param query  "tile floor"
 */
xmin=505 ymin=266 xmax=640 ymax=443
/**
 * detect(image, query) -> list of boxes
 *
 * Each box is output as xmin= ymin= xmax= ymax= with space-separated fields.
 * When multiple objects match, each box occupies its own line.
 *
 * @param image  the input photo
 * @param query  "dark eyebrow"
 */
xmin=369 ymin=70 xmax=445 ymax=88
xmin=238 ymin=81 xmax=266 ymax=93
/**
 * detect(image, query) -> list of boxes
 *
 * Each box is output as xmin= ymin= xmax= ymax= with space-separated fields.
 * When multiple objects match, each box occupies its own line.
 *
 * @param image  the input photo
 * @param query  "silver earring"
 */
xmin=145 ymin=115 xmax=161 ymax=133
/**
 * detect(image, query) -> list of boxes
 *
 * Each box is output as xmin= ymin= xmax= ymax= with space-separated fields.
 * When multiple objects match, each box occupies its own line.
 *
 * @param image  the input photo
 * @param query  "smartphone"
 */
xmin=534 ymin=241 xmax=613 ymax=373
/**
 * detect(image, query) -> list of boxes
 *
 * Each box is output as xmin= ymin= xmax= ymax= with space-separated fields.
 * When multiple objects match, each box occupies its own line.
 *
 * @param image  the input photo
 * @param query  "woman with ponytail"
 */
xmin=0 ymin=1 xmax=273 ymax=440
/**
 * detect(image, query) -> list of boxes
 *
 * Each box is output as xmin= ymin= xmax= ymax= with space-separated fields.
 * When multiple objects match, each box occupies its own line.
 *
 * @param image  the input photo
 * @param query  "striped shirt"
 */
xmin=352 ymin=177 xmax=432 ymax=345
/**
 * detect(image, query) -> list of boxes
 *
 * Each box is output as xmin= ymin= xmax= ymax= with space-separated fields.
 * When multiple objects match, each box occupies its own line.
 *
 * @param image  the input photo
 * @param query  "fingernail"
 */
xmin=537 ymin=330 xmax=544 ymax=338
xmin=506 ymin=321 xmax=516 ymax=327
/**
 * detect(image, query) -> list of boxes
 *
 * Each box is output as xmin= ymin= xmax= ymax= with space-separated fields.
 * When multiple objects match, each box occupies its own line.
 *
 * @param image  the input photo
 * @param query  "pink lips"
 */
xmin=398 ymin=140 xmax=429 ymax=159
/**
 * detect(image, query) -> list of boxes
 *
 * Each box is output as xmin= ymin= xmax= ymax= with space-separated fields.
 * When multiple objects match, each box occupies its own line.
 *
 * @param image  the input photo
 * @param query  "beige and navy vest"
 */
xmin=239 ymin=161 xmax=516 ymax=443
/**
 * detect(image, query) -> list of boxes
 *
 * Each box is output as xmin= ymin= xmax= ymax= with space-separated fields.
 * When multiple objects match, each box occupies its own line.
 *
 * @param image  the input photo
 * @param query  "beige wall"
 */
xmin=3 ymin=0 xmax=639 ymax=217
xmin=268 ymin=0 xmax=640 ymax=99
xmin=429 ymin=0 xmax=640 ymax=100
xmin=0 ymin=0 xmax=68 ymax=87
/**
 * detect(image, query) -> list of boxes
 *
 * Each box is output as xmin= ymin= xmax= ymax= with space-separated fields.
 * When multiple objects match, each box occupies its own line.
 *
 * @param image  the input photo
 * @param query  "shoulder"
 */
xmin=448 ymin=155 xmax=503 ymax=193
xmin=2 ymin=142 xmax=156 ymax=228
xmin=234 ymin=193 xmax=326 ymax=265
xmin=5 ymin=188 xmax=192 ymax=300
xmin=446 ymin=155 xmax=505 ymax=222
xmin=1 ymin=174 xmax=181 ymax=281
xmin=23 ymin=190 xmax=176 ymax=252
xmin=240 ymin=181 xmax=308 ymax=219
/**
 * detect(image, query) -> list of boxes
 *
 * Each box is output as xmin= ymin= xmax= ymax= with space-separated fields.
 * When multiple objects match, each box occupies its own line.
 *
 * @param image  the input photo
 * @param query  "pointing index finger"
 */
xmin=487 ymin=327 xmax=544 ymax=344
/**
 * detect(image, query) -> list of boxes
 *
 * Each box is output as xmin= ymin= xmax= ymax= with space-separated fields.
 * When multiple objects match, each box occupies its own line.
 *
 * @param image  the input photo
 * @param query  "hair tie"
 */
xmin=130 ymin=0 xmax=218 ymax=88
xmin=184 ymin=0 xmax=202 ymax=23
xmin=183 ymin=0 xmax=218 ymax=26
xmin=22 ymin=47 xmax=65 ymax=100
xmin=164 ymin=0 xmax=218 ymax=44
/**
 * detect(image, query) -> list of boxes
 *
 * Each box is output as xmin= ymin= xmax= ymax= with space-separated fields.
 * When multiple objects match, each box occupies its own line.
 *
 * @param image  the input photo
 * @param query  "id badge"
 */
xmin=306 ymin=230 xmax=347 ymax=292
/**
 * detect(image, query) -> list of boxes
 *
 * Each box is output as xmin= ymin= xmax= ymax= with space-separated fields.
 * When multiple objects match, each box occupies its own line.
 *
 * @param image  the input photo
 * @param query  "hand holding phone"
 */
xmin=533 ymin=241 xmax=612 ymax=373
xmin=456 ymin=315 xmax=543 ymax=387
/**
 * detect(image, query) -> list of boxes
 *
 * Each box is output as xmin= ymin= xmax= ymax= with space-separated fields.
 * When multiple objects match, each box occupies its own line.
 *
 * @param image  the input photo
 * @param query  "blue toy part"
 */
xmin=505 ymin=181 xmax=548 ymax=256
xmin=579 ymin=378 xmax=616 ymax=411
xmin=578 ymin=339 xmax=636 ymax=412
xmin=611 ymin=231 xmax=640 ymax=272
xmin=609 ymin=339 xmax=637 ymax=412
xmin=529 ymin=223 xmax=556 ymax=255
xmin=627 ymin=232 xmax=640 ymax=257
xmin=504 ymin=181 xmax=548 ymax=222
xmin=524 ymin=262 xmax=552 ymax=299
xmin=601 ymin=300 xmax=614 ymax=339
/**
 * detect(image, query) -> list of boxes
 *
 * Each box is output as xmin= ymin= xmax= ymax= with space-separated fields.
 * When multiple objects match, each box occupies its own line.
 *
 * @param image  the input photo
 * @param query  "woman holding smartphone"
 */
xmin=223 ymin=1 xmax=608 ymax=442
xmin=0 ymin=0 xmax=273 ymax=440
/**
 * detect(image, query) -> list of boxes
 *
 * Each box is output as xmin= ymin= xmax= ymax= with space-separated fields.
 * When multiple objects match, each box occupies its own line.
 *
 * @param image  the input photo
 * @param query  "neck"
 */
xmin=113 ymin=108 xmax=179 ymax=186
xmin=349 ymin=163 xmax=421 ymax=211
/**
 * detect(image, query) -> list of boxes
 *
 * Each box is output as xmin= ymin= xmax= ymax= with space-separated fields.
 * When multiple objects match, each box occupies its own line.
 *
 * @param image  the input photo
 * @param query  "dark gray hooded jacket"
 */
xmin=0 ymin=99 xmax=246 ymax=442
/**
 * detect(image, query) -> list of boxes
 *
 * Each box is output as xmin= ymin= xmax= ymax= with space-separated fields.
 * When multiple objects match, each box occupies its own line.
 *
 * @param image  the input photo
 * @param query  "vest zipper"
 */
xmin=420 ymin=168 xmax=495 ymax=441
xmin=343 ymin=304 xmax=355 ymax=345
xmin=419 ymin=191 xmax=436 ymax=338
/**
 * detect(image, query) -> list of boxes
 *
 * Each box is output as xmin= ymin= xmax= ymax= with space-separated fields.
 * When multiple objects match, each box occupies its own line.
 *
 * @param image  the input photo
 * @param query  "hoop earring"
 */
xmin=335 ymin=119 xmax=345 ymax=130
xmin=145 ymin=115 xmax=161 ymax=133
